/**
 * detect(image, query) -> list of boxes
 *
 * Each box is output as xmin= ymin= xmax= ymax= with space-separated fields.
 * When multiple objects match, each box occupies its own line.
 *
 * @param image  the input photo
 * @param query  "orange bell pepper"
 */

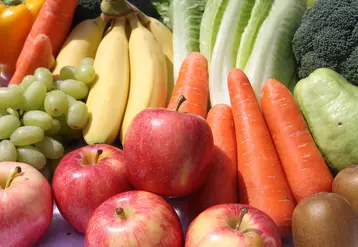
xmin=0 ymin=0 xmax=46 ymax=78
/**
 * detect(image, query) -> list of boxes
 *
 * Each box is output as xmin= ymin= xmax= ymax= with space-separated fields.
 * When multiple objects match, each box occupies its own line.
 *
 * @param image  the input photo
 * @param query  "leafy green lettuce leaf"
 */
xmin=207 ymin=0 xmax=255 ymax=106
xmin=236 ymin=0 xmax=272 ymax=69
xmin=244 ymin=0 xmax=305 ymax=101
xmin=199 ymin=0 xmax=229 ymax=62
xmin=171 ymin=0 xmax=208 ymax=83
xmin=151 ymin=0 xmax=171 ymax=28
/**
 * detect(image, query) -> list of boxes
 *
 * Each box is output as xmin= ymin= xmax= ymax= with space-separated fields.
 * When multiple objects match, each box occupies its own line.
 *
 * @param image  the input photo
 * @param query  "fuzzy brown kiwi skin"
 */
xmin=292 ymin=192 xmax=358 ymax=247
xmin=333 ymin=165 xmax=358 ymax=214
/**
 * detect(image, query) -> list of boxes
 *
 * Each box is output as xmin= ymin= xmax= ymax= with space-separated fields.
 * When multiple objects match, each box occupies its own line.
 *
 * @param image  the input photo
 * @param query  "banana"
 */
xmin=83 ymin=18 xmax=130 ymax=145
xmin=52 ymin=15 xmax=108 ymax=76
xmin=147 ymin=17 xmax=174 ymax=105
xmin=120 ymin=14 xmax=168 ymax=143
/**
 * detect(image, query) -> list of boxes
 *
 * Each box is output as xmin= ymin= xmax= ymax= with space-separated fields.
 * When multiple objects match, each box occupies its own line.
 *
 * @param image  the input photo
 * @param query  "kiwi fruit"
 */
xmin=333 ymin=165 xmax=358 ymax=214
xmin=292 ymin=192 xmax=358 ymax=247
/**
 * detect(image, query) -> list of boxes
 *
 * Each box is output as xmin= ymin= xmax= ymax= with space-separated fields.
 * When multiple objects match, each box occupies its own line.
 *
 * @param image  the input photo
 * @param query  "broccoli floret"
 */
xmin=292 ymin=0 xmax=358 ymax=85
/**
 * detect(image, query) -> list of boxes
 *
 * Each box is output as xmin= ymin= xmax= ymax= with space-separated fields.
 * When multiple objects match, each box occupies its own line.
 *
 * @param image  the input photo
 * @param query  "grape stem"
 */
xmin=4 ymin=166 xmax=22 ymax=189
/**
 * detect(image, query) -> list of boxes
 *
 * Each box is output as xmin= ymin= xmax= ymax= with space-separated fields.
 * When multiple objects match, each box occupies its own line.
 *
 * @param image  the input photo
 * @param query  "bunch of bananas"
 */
xmin=52 ymin=3 xmax=173 ymax=145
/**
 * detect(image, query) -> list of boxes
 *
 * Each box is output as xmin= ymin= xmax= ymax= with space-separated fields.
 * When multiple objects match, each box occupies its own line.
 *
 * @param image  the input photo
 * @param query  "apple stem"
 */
xmin=95 ymin=149 xmax=103 ymax=164
xmin=4 ymin=166 xmax=22 ymax=189
xmin=235 ymin=207 xmax=249 ymax=231
xmin=175 ymin=95 xmax=187 ymax=112
xmin=116 ymin=207 xmax=127 ymax=220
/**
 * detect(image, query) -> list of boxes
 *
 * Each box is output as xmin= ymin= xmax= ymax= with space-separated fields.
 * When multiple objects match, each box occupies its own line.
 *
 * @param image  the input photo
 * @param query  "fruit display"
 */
xmin=292 ymin=192 xmax=358 ymax=247
xmin=123 ymin=95 xmax=214 ymax=197
xmin=0 ymin=161 xmax=53 ymax=246
xmin=52 ymin=144 xmax=132 ymax=233
xmin=185 ymin=204 xmax=281 ymax=247
xmin=86 ymin=190 xmax=183 ymax=247
xmin=0 ymin=58 xmax=94 ymax=173
xmin=1 ymin=0 xmax=358 ymax=246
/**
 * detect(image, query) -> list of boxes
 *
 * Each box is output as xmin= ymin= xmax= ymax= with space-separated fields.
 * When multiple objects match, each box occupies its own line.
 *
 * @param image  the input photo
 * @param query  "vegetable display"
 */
xmin=202 ymin=0 xmax=305 ymax=106
xmin=228 ymin=68 xmax=295 ymax=237
xmin=171 ymin=0 xmax=207 ymax=82
xmin=9 ymin=0 xmax=78 ymax=85
xmin=0 ymin=0 xmax=46 ymax=78
xmin=292 ymin=0 xmax=358 ymax=86
xmin=294 ymin=68 xmax=358 ymax=172
xmin=167 ymin=52 xmax=209 ymax=119
xmin=1 ymin=0 xmax=358 ymax=246
xmin=261 ymin=79 xmax=333 ymax=203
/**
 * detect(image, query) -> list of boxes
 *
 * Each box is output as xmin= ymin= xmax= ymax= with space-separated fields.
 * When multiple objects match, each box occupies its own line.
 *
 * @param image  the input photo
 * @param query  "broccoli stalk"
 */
xmin=292 ymin=0 xmax=358 ymax=85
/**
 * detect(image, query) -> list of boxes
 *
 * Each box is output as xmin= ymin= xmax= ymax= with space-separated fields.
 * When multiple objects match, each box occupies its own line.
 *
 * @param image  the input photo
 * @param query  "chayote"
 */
xmin=294 ymin=68 xmax=358 ymax=172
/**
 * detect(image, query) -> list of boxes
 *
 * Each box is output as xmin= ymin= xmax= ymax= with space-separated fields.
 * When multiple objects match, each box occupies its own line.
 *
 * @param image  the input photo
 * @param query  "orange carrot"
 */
xmin=228 ymin=68 xmax=295 ymax=237
xmin=187 ymin=104 xmax=238 ymax=221
xmin=9 ymin=34 xmax=52 ymax=85
xmin=167 ymin=52 xmax=209 ymax=118
xmin=15 ymin=0 xmax=78 ymax=69
xmin=261 ymin=79 xmax=333 ymax=203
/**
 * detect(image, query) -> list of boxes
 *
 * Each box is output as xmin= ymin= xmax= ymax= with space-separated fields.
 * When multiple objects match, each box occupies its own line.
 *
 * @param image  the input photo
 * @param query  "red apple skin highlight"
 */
xmin=123 ymin=108 xmax=214 ymax=197
xmin=85 ymin=190 xmax=183 ymax=247
xmin=52 ymin=144 xmax=132 ymax=233
xmin=0 ymin=162 xmax=53 ymax=247
xmin=185 ymin=204 xmax=282 ymax=247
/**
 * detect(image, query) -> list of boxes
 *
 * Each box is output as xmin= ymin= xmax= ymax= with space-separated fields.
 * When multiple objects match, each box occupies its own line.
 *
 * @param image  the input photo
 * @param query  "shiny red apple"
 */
xmin=52 ymin=144 xmax=132 ymax=233
xmin=0 ymin=162 xmax=53 ymax=247
xmin=185 ymin=204 xmax=282 ymax=247
xmin=123 ymin=96 xmax=214 ymax=197
xmin=85 ymin=190 xmax=183 ymax=247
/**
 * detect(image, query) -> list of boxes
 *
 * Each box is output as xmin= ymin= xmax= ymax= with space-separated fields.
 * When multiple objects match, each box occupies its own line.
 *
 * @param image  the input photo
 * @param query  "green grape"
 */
xmin=67 ymin=94 xmax=77 ymax=106
xmin=0 ymin=115 xmax=21 ymax=139
xmin=23 ymin=81 xmax=47 ymax=111
xmin=17 ymin=146 xmax=46 ymax=170
xmin=45 ymin=119 xmax=61 ymax=136
xmin=74 ymin=65 xmax=96 ymax=85
xmin=59 ymin=66 xmax=76 ymax=80
xmin=10 ymin=126 xmax=45 ymax=146
xmin=35 ymin=136 xmax=64 ymax=159
xmin=8 ymin=84 xmax=24 ymax=94
xmin=0 ymin=140 xmax=17 ymax=162
xmin=6 ymin=108 xmax=19 ymax=118
xmin=0 ymin=109 xmax=8 ymax=118
xmin=44 ymin=90 xmax=68 ymax=117
xmin=58 ymin=79 xmax=88 ymax=99
xmin=34 ymin=67 xmax=53 ymax=91
xmin=20 ymin=75 xmax=36 ymax=91
xmin=66 ymin=101 xmax=88 ymax=129
xmin=80 ymin=57 xmax=95 ymax=66
xmin=23 ymin=110 xmax=53 ymax=131
xmin=0 ymin=87 xmax=25 ymax=109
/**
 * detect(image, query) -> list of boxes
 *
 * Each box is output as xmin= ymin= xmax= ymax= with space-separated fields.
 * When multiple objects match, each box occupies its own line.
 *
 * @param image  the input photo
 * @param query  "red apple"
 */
xmin=85 ymin=190 xmax=183 ymax=247
xmin=0 ymin=161 xmax=53 ymax=247
xmin=123 ymin=96 xmax=214 ymax=197
xmin=185 ymin=204 xmax=282 ymax=247
xmin=52 ymin=144 xmax=132 ymax=233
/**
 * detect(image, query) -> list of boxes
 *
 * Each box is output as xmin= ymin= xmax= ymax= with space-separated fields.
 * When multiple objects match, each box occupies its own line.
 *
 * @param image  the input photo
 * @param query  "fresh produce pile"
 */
xmin=1 ymin=0 xmax=358 ymax=247
xmin=0 ymin=59 xmax=95 ymax=174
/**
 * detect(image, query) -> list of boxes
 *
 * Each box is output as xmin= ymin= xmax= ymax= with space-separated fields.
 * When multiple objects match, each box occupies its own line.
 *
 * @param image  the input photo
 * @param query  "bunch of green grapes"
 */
xmin=0 ymin=58 xmax=96 ymax=172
